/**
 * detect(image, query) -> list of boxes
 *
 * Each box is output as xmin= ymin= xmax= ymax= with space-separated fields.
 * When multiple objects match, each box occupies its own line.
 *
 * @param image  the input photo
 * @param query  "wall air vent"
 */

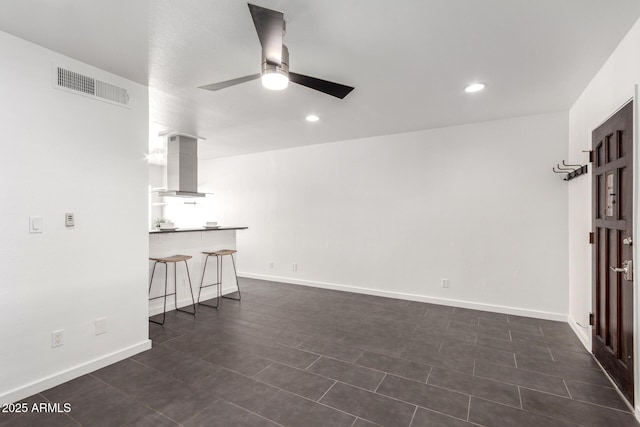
xmin=57 ymin=67 xmax=95 ymax=95
xmin=53 ymin=65 xmax=130 ymax=108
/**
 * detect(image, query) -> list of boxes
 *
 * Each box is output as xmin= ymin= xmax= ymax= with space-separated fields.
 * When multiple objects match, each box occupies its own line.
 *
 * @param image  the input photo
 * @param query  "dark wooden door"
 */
xmin=592 ymin=100 xmax=634 ymax=403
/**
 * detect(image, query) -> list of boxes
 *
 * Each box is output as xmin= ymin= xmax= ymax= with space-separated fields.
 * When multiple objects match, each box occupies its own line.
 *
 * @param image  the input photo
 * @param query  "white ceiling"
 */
xmin=1 ymin=0 xmax=640 ymax=159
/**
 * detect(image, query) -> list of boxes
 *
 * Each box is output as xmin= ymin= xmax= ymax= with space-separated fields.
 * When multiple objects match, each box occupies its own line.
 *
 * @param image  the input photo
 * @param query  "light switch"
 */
xmin=65 ymin=213 xmax=75 ymax=227
xmin=29 ymin=217 xmax=43 ymax=233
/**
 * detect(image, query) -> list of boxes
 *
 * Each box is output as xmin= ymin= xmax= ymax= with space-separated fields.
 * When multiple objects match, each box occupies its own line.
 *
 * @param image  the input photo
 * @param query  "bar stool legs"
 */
xmin=221 ymin=252 xmax=241 ymax=301
xmin=175 ymin=260 xmax=197 ymax=315
xmin=148 ymin=261 xmax=168 ymax=325
xmin=197 ymin=249 xmax=241 ymax=308
xmin=149 ymin=255 xmax=197 ymax=325
xmin=197 ymin=253 xmax=220 ymax=308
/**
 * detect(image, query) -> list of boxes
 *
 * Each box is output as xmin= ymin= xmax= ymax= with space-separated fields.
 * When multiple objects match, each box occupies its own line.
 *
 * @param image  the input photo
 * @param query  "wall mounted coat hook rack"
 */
xmin=553 ymin=160 xmax=588 ymax=181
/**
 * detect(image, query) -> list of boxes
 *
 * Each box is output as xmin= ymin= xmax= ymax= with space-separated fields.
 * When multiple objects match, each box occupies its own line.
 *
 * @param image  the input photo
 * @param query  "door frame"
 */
xmin=591 ymin=97 xmax=636 ymax=405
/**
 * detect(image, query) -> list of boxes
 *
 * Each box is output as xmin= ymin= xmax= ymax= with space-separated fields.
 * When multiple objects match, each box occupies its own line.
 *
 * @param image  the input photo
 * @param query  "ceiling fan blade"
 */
xmin=289 ymin=72 xmax=355 ymax=99
xmin=199 ymin=74 xmax=261 ymax=91
xmin=248 ymin=3 xmax=284 ymax=65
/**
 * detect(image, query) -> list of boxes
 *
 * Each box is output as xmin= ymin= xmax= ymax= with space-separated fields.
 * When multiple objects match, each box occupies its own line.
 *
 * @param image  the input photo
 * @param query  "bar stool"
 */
xmin=197 ymin=249 xmax=241 ymax=308
xmin=148 ymin=255 xmax=197 ymax=325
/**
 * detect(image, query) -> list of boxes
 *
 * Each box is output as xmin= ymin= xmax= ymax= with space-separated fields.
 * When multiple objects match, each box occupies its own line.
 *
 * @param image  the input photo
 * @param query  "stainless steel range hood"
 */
xmin=159 ymin=134 xmax=206 ymax=198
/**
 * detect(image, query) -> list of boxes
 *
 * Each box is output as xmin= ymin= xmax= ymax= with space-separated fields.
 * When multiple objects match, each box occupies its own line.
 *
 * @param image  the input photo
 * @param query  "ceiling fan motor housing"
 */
xmin=262 ymin=44 xmax=289 ymax=79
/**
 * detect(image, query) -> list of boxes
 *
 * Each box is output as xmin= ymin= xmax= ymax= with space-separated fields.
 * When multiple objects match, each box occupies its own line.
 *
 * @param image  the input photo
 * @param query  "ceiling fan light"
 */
xmin=465 ymin=83 xmax=485 ymax=93
xmin=262 ymin=71 xmax=289 ymax=90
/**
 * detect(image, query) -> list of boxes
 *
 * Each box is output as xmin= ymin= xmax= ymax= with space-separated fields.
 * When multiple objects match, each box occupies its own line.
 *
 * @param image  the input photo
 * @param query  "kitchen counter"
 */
xmin=148 ymin=226 xmax=247 ymax=316
xmin=149 ymin=226 xmax=248 ymax=234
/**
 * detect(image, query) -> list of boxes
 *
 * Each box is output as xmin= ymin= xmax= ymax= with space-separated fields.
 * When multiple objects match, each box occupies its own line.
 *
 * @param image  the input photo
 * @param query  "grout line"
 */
xmin=517 ymin=385 xmax=584 ymax=400
xmin=513 ymin=353 xmax=517 ymax=369
xmin=304 ymin=355 xmax=323 ymax=370
xmin=185 ymin=401 xmax=226 ymax=425
xmin=539 ymin=326 xmax=544 ymax=336
xmin=472 ymin=359 xmax=476 ymax=376
xmin=445 ymin=320 xmax=453 ymax=332
xmin=317 ymin=381 xmax=337 ymax=402
xmin=563 ymin=379 xmax=573 ymax=399
xmin=218 ymin=358 xmax=368 ymax=406
xmin=508 ymin=330 xmax=513 ymax=342
xmin=226 ymin=400 xmax=287 ymax=427
xmin=548 ymin=347 xmax=555 ymax=362
xmin=408 ymin=405 xmax=418 ymax=427
xmin=37 ymin=393 xmax=81 ymax=425
xmin=353 ymin=350 xmax=366 ymax=364
xmin=252 ymin=361 xmax=274 ymax=378
xmin=517 ymin=386 xmax=523 ymax=409
xmin=408 ymin=402 xmax=477 ymax=425
xmin=570 ymin=396 xmax=636 ymax=414
xmin=466 ymin=395 xmax=472 ymax=421
xmin=374 ymin=373 xmax=387 ymax=392
xmin=88 ymin=373 xmax=184 ymax=425
xmin=424 ymin=365 xmax=433 ymax=384
xmin=410 ymin=322 xmax=422 ymax=335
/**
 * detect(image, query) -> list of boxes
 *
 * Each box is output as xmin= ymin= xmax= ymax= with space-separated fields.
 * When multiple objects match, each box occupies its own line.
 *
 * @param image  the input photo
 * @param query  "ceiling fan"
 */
xmin=199 ymin=3 xmax=355 ymax=99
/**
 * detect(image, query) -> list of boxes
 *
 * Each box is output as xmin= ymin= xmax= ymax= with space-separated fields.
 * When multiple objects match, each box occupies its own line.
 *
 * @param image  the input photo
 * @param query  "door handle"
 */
xmin=610 ymin=260 xmax=633 ymax=281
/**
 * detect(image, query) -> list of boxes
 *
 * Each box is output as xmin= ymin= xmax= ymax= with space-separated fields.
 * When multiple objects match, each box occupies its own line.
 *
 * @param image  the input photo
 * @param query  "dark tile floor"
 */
xmin=2 ymin=279 xmax=637 ymax=426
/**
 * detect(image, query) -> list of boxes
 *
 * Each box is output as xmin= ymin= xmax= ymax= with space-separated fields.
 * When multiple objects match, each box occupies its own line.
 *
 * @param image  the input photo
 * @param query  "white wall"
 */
xmin=0 ymin=31 xmax=150 ymax=403
xmin=202 ymin=112 xmax=569 ymax=319
xmin=567 ymin=18 xmax=640 ymax=348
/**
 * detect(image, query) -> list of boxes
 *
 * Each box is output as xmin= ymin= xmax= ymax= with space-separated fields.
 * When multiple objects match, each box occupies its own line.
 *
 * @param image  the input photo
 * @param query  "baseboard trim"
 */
xmin=567 ymin=314 xmax=591 ymax=351
xmin=238 ymin=273 xmax=568 ymax=322
xmin=0 ymin=339 xmax=151 ymax=405
xmin=149 ymin=286 xmax=239 ymax=316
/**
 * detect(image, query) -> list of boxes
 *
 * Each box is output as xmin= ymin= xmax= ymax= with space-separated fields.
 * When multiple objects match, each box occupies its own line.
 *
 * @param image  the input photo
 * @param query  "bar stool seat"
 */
xmin=197 ymin=249 xmax=241 ymax=309
xmin=150 ymin=255 xmax=192 ymax=263
xmin=149 ymin=254 xmax=197 ymax=325
xmin=210 ymin=249 xmax=236 ymax=256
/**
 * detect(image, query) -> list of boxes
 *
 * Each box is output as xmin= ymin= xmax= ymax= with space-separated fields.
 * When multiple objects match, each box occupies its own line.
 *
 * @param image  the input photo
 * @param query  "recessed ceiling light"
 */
xmin=306 ymin=114 xmax=319 ymax=122
xmin=465 ymin=83 xmax=485 ymax=93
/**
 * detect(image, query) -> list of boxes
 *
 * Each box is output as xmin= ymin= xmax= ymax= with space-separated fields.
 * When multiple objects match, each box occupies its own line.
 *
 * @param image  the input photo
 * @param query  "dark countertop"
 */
xmin=149 ymin=226 xmax=248 ymax=234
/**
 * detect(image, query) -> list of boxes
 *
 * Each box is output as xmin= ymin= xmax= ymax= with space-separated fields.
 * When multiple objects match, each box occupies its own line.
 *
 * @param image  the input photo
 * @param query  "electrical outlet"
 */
xmin=51 ymin=330 xmax=64 ymax=348
xmin=292 ymin=263 xmax=297 ymax=272
xmin=269 ymin=261 xmax=274 ymax=269
xmin=95 ymin=317 xmax=108 ymax=335
xmin=441 ymin=278 xmax=449 ymax=288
